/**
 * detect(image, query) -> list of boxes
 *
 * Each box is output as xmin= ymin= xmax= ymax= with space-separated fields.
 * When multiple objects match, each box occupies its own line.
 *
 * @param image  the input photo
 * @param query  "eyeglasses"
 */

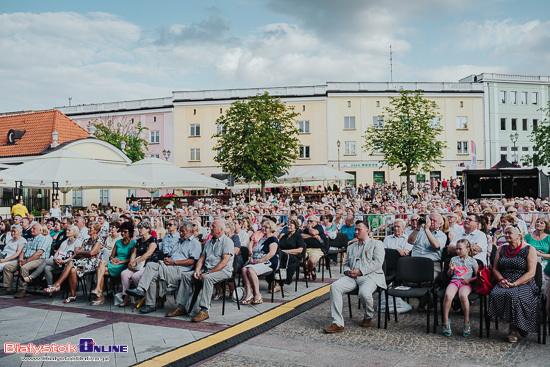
xmin=507 ymin=211 xmax=516 ymax=214
xmin=121 ymin=230 xmax=129 ymax=233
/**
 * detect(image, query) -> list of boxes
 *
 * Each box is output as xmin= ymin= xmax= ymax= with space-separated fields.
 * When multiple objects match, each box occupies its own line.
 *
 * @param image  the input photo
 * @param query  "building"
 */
xmin=460 ymin=73 xmax=550 ymax=167
xmin=0 ymin=110 xmax=131 ymax=209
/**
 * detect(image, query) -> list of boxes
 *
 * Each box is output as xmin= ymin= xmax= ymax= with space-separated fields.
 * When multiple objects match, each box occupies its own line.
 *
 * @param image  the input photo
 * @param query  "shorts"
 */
xmin=449 ymin=278 xmax=472 ymax=291
xmin=305 ymin=248 xmax=324 ymax=260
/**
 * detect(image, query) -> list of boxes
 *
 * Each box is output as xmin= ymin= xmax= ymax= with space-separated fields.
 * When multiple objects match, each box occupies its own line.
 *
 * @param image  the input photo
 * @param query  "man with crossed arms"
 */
xmin=324 ymin=221 xmax=386 ymax=333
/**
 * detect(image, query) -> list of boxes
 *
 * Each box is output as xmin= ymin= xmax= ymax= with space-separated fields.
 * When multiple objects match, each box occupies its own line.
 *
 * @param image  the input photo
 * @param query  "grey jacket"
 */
xmin=343 ymin=238 xmax=386 ymax=289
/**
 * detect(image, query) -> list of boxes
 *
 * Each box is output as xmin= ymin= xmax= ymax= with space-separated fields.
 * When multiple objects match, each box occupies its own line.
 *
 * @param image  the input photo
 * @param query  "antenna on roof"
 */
xmin=68 ymin=97 xmax=72 ymax=107
xmin=389 ymin=44 xmax=393 ymax=83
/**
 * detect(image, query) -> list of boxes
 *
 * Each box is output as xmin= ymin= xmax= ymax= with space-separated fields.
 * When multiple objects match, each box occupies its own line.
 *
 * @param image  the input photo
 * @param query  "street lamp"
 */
xmin=337 ymin=140 xmax=341 ymax=170
xmin=509 ymin=132 xmax=519 ymax=163
xmin=162 ymin=149 xmax=171 ymax=161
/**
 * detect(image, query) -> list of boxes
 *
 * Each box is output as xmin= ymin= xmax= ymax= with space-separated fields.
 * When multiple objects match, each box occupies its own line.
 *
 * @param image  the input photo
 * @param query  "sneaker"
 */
xmin=139 ymin=305 xmax=157 ymax=314
xmin=166 ymin=307 xmax=187 ymax=317
xmin=324 ymin=323 xmax=344 ymax=333
xmin=126 ymin=288 xmax=145 ymax=297
xmin=192 ymin=310 xmax=209 ymax=323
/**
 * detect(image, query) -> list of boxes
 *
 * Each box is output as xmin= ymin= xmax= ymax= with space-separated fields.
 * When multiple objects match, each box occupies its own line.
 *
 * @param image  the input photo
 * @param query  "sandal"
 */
xmin=90 ymin=298 xmax=105 ymax=306
xmin=23 ymin=276 xmax=33 ymax=283
xmin=241 ymin=296 xmax=253 ymax=305
xmin=91 ymin=289 xmax=102 ymax=298
xmin=252 ymin=297 xmax=263 ymax=305
xmin=212 ymin=292 xmax=222 ymax=300
xmin=311 ymin=270 xmax=316 ymax=281
xmin=44 ymin=285 xmax=60 ymax=295
xmin=442 ymin=320 xmax=451 ymax=337
xmin=507 ymin=332 xmax=518 ymax=343
xmin=63 ymin=296 xmax=77 ymax=303
xmin=463 ymin=322 xmax=471 ymax=337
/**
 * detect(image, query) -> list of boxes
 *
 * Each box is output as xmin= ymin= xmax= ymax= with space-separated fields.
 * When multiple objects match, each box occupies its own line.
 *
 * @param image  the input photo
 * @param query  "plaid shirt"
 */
xmin=23 ymin=234 xmax=50 ymax=259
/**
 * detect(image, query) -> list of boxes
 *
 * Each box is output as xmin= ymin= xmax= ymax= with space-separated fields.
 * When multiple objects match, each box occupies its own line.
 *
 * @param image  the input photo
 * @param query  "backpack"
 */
xmin=474 ymin=264 xmax=495 ymax=295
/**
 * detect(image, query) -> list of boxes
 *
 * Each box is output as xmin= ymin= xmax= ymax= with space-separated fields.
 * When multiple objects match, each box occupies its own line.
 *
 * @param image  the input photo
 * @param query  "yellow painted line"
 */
xmin=136 ymin=285 xmax=330 ymax=367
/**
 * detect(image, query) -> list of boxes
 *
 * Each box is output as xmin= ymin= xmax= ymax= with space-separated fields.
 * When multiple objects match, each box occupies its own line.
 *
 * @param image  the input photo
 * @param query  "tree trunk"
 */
xmin=261 ymin=179 xmax=266 ymax=198
xmin=406 ymin=168 xmax=411 ymax=197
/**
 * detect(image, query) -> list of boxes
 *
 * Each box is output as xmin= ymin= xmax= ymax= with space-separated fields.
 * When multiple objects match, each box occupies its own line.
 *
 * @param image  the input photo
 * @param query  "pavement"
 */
xmin=1 ymin=264 xmax=548 ymax=367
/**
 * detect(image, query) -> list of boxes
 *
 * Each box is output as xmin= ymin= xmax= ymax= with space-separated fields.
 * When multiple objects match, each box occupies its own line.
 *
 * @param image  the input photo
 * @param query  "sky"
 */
xmin=1 ymin=0 xmax=550 ymax=111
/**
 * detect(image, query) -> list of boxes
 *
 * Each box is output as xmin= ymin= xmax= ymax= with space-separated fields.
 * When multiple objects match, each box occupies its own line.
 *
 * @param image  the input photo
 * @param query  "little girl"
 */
xmin=442 ymin=239 xmax=479 ymax=337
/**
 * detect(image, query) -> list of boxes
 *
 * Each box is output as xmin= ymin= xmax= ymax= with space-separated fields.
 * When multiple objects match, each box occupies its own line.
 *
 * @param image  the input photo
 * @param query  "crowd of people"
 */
xmin=0 ymin=179 xmax=548 ymax=342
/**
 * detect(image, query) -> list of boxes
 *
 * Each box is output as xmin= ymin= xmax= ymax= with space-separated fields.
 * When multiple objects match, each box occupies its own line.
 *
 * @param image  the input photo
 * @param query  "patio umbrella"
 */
xmin=278 ymin=166 xmax=353 ymax=183
xmin=0 ymin=150 xmax=145 ymax=191
xmin=122 ymin=157 xmax=226 ymax=193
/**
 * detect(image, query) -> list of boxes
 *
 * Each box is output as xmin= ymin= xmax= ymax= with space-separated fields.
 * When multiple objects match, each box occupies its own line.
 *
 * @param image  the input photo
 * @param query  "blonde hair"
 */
xmin=456 ymin=239 xmax=473 ymax=257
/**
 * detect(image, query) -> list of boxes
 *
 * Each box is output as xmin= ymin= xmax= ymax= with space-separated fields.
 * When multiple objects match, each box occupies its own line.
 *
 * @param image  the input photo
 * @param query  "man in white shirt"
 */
xmin=448 ymin=214 xmax=488 ymax=265
xmin=383 ymin=219 xmax=412 ymax=256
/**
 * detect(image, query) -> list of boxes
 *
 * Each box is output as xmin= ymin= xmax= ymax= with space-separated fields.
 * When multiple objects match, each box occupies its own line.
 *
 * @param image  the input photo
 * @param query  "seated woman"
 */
xmin=0 ymin=226 xmax=26 ymax=272
xmin=276 ymin=219 xmax=305 ymax=288
xmin=301 ymin=215 xmax=326 ymax=281
xmin=241 ymin=220 xmax=279 ymax=305
xmin=488 ymin=224 xmax=539 ymax=343
xmin=524 ymin=217 xmax=550 ymax=263
xmin=120 ymin=221 xmax=158 ymax=302
xmin=25 ymin=225 xmax=80 ymax=286
xmin=153 ymin=217 xmax=166 ymax=240
xmin=45 ymin=222 xmax=104 ymax=303
xmin=91 ymin=221 xmax=136 ymax=306
xmin=492 ymin=214 xmax=518 ymax=248
xmin=0 ymin=220 xmax=12 ymax=249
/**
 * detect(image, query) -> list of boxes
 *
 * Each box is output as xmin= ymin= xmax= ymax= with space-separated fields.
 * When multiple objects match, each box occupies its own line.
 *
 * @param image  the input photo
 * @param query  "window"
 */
xmin=153 ymin=116 xmax=157 ymax=122
xmin=216 ymin=123 xmax=226 ymax=136
xmin=500 ymin=146 xmax=508 ymax=152
xmin=522 ymin=119 xmax=528 ymax=131
xmin=344 ymin=116 xmax=356 ymax=130
xmin=456 ymin=116 xmax=468 ymax=130
xmin=130 ymin=118 xmax=134 ymax=123
xmin=500 ymin=118 xmax=506 ymax=131
xmin=72 ymin=190 xmax=84 ymax=206
xmin=189 ymin=124 xmax=200 ymax=137
xmin=189 ymin=148 xmax=200 ymax=161
xmin=460 ymin=101 xmax=464 ymax=108
xmin=372 ymin=116 xmax=384 ymax=129
xmin=533 ymin=119 xmax=538 ymax=129
xmin=457 ymin=141 xmax=468 ymax=154
xmin=150 ymin=130 xmax=160 ymax=143
xmin=299 ymin=145 xmax=310 ymax=159
xmin=150 ymin=154 xmax=160 ymax=158
xmin=127 ymin=189 xmax=137 ymax=198
xmin=298 ymin=120 xmax=310 ymax=133
xmin=302 ymin=105 xmax=306 ymax=112
xmin=511 ymin=118 xmax=517 ymax=131
xmin=521 ymin=92 xmax=528 ymax=105
xmin=510 ymin=91 xmax=517 ymax=105
xmin=220 ymin=108 xmax=223 ymax=114
xmin=344 ymin=141 xmax=356 ymax=155
xmin=429 ymin=116 xmax=441 ymax=129
xmin=193 ymin=109 xmax=196 ymax=115
xmin=532 ymin=92 xmax=538 ymax=105
xmin=500 ymin=91 xmax=506 ymax=104
xmin=99 ymin=189 xmax=111 ymax=206
xmin=376 ymin=101 xmax=380 ymax=107
xmin=372 ymin=143 xmax=383 ymax=155
xmin=522 ymin=147 xmax=529 ymax=152
xmin=347 ymin=101 xmax=351 ymax=107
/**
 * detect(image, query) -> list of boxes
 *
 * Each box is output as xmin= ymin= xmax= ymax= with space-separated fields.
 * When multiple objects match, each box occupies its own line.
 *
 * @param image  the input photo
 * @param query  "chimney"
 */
xmin=51 ymin=130 xmax=59 ymax=148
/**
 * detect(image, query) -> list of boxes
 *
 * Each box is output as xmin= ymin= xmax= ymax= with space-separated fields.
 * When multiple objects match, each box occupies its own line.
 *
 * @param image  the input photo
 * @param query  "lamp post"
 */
xmin=509 ymin=132 xmax=519 ymax=164
xmin=337 ymin=140 xmax=341 ymax=170
xmin=162 ymin=149 xmax=171 ymax=161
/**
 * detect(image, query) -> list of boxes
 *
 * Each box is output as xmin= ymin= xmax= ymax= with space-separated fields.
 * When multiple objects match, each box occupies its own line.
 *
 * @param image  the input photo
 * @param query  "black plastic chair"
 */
xmin=385 ymin=256 xmax=435 ymax=333
xmin=327 ymin=233 xmax=348 ymax=273
xmin=318 ymin=237 xmax=332 ymax=281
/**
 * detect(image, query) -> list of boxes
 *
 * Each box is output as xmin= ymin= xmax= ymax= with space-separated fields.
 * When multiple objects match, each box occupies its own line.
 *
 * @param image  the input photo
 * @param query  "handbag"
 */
xmin=474 ymin=264 xmax=495 ymax=295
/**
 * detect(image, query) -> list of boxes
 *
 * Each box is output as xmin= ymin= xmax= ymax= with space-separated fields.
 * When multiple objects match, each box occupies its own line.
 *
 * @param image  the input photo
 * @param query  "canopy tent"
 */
xmin=0 ymin=150 xmax=145 ymax=192
xmin=278 ymin=166 xmax=353 ymax=184
xmin=122 ymin=157 xmax=226 ymax=193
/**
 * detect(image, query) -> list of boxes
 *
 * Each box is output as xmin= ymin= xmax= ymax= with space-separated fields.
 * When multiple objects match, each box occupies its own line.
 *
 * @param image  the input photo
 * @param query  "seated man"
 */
xmin=324 ymin=221 xmax=386 ymax=333
xmin=448 ymin=213 xmax=488 ymax=265
xmin=168 ymin=219 xmax=233 ymax=322
xmin=301 ymin=215 xmax=327 ymax=280
xmin=383 ymin=219 xmax=412 ymax=256
xmin=127 ymin=221 xmax=201 ymax=313
xmin=1 ymin=223 xmax=50 ymax=298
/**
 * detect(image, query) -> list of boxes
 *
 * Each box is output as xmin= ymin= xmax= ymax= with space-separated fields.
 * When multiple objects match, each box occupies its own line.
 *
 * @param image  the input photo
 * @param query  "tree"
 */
xmin=363 ymin=90 xmax=446 ymax=193
xmin=90 ymin=116 xmax=149 ymax=162
xmin=213 ymin=92 xmax=301 ymax=197
xmin=524 ymin=100 xmax=550 ymax=167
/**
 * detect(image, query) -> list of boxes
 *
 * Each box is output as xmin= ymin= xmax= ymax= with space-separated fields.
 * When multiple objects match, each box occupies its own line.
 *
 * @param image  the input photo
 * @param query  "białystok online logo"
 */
xmin=4 ymin=339 xmax=128 ymax=354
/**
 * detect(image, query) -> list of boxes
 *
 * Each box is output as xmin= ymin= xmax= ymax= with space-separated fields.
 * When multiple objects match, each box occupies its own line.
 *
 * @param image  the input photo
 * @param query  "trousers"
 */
xmin=329 ymin=275 xmax=378 ymax=327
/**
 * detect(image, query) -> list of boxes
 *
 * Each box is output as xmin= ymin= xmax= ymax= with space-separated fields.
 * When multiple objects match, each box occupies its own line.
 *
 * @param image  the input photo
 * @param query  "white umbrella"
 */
xmin=278 ymin=166 xmax=353 ymax=183
xmin=123 ymin=157 xmax=226 ymax=193
xmin=0 ymin=150 xmax=145 ymax=190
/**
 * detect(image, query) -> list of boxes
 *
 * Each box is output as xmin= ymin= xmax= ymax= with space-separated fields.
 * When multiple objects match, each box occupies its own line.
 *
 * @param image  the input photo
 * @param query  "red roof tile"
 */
xmin=0 ymin=110 xmax=90 ymax=157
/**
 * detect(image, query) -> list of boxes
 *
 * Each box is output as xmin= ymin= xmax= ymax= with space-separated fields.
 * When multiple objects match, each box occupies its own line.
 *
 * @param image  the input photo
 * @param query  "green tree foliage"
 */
xmin=524 ymin=100 xmax=550 ymax=167
xmin=213 ymin=92 xmax=300 ymax=197
xmin=363 ymin=90 xmax=446 ymax=193
xmin=90 ymin=117 xmax=148 ymax=162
